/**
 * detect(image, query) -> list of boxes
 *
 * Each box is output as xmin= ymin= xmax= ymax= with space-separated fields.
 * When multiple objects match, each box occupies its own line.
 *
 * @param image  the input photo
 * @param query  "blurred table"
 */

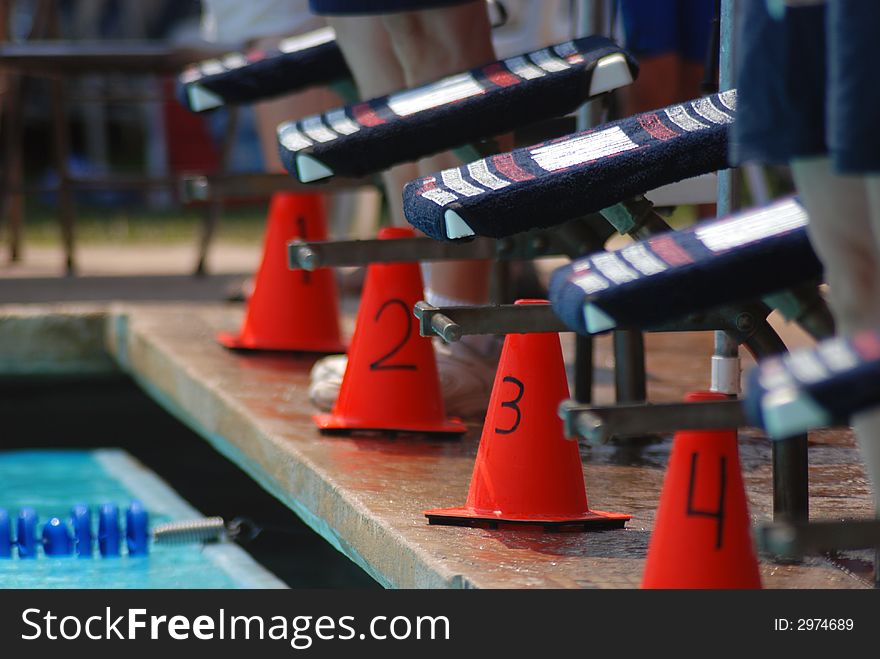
xmin=0 ymin=40 xmax=224 ymax=74
xmin=1 ymin=38 xmax=230 ymax=275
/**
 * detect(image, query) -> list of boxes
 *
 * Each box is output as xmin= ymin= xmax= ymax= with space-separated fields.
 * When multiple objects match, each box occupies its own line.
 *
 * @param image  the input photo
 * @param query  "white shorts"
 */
xmin=200 ymin=0 xmax=326 ymax=46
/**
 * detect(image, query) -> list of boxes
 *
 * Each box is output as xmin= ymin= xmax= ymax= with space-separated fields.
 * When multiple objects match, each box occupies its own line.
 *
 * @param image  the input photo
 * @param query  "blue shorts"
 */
xmin=730 ymin=0 xmax=880 ymax=174
xmin=618 ymin=0 xmax=716 ymax=63
xmin=309 ymin=0 xmax=476 ymax=14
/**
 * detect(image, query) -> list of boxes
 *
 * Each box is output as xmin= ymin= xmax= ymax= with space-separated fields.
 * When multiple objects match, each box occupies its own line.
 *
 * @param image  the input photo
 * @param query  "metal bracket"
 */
xmin=592 ymin=301 xmax=771 ymax=346
xmin=600 ymin=195 xmax=674 ymax=239
xmin=758 ymin=519 xmax=880 ymax=562
xmin=414 ymin=302 xmax=569 ymax=342
xmin=179 ymin=172 xmax=371 ymax=203
xmin=558 ymin=398 xmax=749 ymax=444
xmin=763 ymin=282 xmax=835 ymax=342
xmin=290 ymin=236 xmax=494 ymax=271
xmin=288 ymin=215 xmax=612 ymax=270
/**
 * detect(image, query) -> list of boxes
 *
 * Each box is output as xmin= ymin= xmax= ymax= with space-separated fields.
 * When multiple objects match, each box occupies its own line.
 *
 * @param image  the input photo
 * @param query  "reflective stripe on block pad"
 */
xmin=278 ymin=36 xmax=637 ymax=182
xmin=744 ymin=331 xmax=880 ymax=439
xmin=548 ymin=196 xmax=821 ymax=334
xmin=405 ymin=90 xmax=736 ymax=241
xmin=178 ymin=27 xmax=349 ymax=112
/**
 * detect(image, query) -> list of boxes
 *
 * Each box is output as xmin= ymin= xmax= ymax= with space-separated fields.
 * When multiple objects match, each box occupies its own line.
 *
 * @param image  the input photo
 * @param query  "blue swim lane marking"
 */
xmin=0 ymin=449 xmax=286 ymax=588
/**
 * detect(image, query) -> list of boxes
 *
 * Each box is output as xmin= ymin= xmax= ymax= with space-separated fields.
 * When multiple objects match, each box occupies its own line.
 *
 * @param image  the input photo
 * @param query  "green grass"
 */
xmin=9 ymin=200 xmax=269 ymax=247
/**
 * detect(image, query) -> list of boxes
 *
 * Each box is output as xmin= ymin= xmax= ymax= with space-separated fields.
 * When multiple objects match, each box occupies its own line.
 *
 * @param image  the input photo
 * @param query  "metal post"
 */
xmin=772 ymin=435 xmax=810 ymax=522
xmin=713 ymin=0 xmax=740 ymax=396
xmin=143 ymin=77 xmax=171 ymax=210
xmin=718 ymin=0 xmax=807 ymax=523
xmin=489 ymin=259 xmax=511 ymax=305
xmin=46 ymin=0 xmax=76 ymax=274
xmin=195 ymin=106 xmax=239 ymax=276
xmin=613 ymin=329 xmax=647 ymax=404
xmin=50 ymin=76 xmax=77 ymax=275
xmin=574 ymin=334 xmax=593 ymax=403
xmin=3 ymin=71 xmax=24 ymax=262
xmin=586 ymin=0 xmax=649 ymax=410
xmin=711 ymin=331 xmax=740 ymax=394
xmin=742 ymin=321 xmax=810 ymax=523
xmin=575 ymin=0 xmax=608 ymax=128
xmin=569 ymin=0 xmax=609 ymax=405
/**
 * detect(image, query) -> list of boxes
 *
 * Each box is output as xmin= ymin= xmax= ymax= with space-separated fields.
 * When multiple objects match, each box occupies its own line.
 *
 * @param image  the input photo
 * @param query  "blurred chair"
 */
xmin=0 ymin=0 xmax=226 ymax=274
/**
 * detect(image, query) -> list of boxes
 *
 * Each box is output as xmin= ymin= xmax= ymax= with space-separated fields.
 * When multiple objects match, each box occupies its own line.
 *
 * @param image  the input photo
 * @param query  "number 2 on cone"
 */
xmin=369 ymin=298 xmax=417 ymax=371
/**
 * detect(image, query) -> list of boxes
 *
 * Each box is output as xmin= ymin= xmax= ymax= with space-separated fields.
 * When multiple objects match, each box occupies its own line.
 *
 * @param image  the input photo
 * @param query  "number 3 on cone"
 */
xmin=494 ymin=376 xmax=525 ymax=435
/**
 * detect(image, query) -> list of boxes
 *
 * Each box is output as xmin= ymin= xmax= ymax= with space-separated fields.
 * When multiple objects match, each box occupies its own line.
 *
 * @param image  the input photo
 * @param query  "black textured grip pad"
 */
xmin=278 ymin=36 xmax=637 ymax=181
xmin=178 ymin=27 xmax=349 ymax=112
xmin=744 ymin=331 xmax=880 ymax=437
xmin=404 ymin=90 xmax=736 ymax=241
xmin=548 ymin=197 xmax=822 ymax=334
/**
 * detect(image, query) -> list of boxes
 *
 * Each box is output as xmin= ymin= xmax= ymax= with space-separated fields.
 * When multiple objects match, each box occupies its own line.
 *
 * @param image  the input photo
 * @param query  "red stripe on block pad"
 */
xmin=648 ymin=235 xmax=694 ymax=267
xmin=492 ymin=153 xmax=535 ymax=182
xmin=853 ymin=331 xmax=880 ymax=361
xmin=351 ymin=103 xmax=385 ymax=127
xmin=638 ymin=113 xmax=678 ymax=141
xmin=483 ymin=63 xmax=521 ymax=88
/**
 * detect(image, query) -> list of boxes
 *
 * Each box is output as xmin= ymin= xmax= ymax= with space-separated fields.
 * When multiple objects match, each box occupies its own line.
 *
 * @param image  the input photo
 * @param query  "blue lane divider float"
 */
xmin=0 ymin=509 xmax=11 ymax=558
xmin=126 ymin=500 xmax=149 ymax=557
xmin=42 ymin=518 xmax=73 ymax=556
xmin=98 ymin=502 xmax=121 ymax=557
xmin=0 ymin=501 xmax=149 ymax=559
xmin=16 ymin=507 xmax=39 ymax=559
xmin=71 ymin=503 xmax=92 ymax=559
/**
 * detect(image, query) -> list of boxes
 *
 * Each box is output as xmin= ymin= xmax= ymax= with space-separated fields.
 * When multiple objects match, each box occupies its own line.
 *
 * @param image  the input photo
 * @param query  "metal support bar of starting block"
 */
xmin=291 ymin=236 xmax=494 ymax=271
xmin=558 ymin=298 xmax=810 ymax=523
xmin=759 ymin=519 xmax=880 ymax=584
xmin=594 ymin=300 xmax=773 ymax=345
xmin=758 ymin=519 xmax=880 ymax=559
xmin=288 ymin=215 xmax=612 ymax=271
xmin=600 ymin=195 xmax=674 ymax=239
xmin=763 ymin=282 xmax=835 ymax=342
xmin=558 ymin=398 xmax=749 ymax=445
xmin=414 ymin=302 xmax=569 ymax=343
xmin=179 ymin=172 xmax=372 ymax=203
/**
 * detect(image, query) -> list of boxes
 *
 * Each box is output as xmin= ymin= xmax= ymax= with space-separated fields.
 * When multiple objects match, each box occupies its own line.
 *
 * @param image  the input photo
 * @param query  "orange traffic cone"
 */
xmin=217 ymin=192 xmax=346 ymax=353
xmin=425 ymin=300 xmax=631 ymax=529
xmin=641 ymin=390 xmax=762 ymax=588
xmin=313 ymin=226 xmax=466 ymax=436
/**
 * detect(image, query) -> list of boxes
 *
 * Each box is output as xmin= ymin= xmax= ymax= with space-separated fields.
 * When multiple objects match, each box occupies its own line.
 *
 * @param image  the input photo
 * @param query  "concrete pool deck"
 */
xmin=0 ymin=303 xmax=875 ymax=588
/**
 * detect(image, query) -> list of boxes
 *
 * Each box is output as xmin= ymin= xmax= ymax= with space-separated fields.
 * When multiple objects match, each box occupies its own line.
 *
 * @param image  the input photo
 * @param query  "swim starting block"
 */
xmin=745 ymin=331 xmax=880 ymax=440
xmin=560 ymin=328 xmax=880 ymax=444
xmin=549 ymin=197 xmax=823 ymax=335
xmin=178 ymin=27 xmax=350 ymax=113
xmin=404 ymin=89 xmax=735 ymax=241
xmin=278 ymin=36 xmax=637 ymax=182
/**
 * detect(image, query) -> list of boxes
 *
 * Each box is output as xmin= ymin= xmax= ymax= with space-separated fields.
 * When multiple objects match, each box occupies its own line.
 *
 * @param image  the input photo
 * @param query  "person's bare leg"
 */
xmin=792 ymin=159 xmax=880 ymax=332
xmin=252 ymin=37 xmax=343 ymax=173
xmin=857 ymin=175 xmax=880 ymax=511
xmin=326 ymin=16 xmax=418 ymax=228
xmin=383 ymin=3 xmax=495 ymax=85
xmin=793 ymin=157 xmax=880 ymax=510
xmin=383 ymin=2 xmax=496 ymax=304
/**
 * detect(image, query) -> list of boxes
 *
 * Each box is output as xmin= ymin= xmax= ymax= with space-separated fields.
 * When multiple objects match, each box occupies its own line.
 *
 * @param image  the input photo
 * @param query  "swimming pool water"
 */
xmin=0 ymin=449 xmax=286 ymax=589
